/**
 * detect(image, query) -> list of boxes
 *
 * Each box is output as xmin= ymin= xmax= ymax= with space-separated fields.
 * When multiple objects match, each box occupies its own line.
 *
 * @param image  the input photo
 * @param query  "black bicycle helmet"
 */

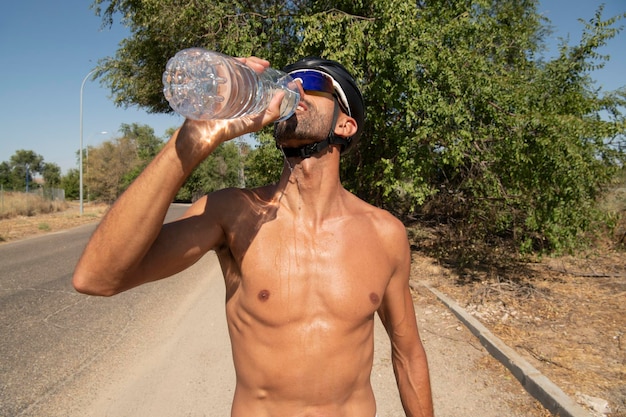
xmin=282 ymin=57 xmax=365 ymax=156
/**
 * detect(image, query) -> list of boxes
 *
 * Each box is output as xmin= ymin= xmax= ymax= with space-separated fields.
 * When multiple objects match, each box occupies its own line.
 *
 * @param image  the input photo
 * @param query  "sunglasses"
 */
xmin=288 ymin=70 xmax=351 ymax=116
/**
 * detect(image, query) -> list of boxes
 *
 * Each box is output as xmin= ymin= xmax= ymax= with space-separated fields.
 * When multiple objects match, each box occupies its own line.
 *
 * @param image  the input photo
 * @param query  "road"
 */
xmin=0 ymin=204 xmax=542 ymax=417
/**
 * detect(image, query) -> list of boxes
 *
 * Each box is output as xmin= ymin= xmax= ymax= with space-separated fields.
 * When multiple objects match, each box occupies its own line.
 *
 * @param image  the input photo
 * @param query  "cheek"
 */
xmin=305 ymin=118 xmax=331 ymax=141
xmin=274 ymin=105 xmax=333 ymax=143
xmin=305 ymin=106 xmax=334 ymax=134
xmin=291 ymin=111 xmax=328 ymax=138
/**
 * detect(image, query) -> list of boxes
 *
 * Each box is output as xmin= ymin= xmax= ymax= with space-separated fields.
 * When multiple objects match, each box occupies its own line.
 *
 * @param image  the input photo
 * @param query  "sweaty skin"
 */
xmin=73 ymin=57 xmax=433 ymax=417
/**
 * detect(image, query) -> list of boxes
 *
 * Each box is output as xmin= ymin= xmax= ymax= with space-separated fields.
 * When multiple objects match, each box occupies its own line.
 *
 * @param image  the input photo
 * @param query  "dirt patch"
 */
xmin=410 ymin=250 xmax=626 ymax=417
xmin=0 ymin=202 xmax=108 ymax=243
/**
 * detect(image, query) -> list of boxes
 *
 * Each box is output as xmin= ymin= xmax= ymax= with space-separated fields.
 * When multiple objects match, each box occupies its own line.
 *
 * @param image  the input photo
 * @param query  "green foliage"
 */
xmin=91 ymin=0 xmax=302 ymax=113
xmin=244 ymin=132 xmax=284 ymax=188
xmin=0 ymin=150 xmax=63 ymax=191
xmin=77 ymin=122 xmax=248 ymax=204
xmin=9 ymin=150 xmax=44 ymax=190
xmin=117 ymin=123 xmax=165 ymax=190
xmin=42 ymin=163 xmax=61 ymax=187
xmin=0 ymin=161 xmax=12 ymax=189
xmin=175 ymin=141 xmax=245 ymax=202
xmin=408 ymin=2 xmax=626 ymax=254
xmin=61 ymin=169 xmax=80 ymax=200
xmin=86 ymin=123 xmax=165 ymax=202
xmin=91 ymin=0 xmax=626 ymax=254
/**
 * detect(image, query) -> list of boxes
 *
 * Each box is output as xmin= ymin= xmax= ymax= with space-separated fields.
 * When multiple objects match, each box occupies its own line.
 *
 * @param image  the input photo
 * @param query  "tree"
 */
xmin=85 ymin=123 xmax=165 ymax=202
xmin=1 ymin=150 xmax=45 ymax=191
xmin=403 ymin=2 xmax=626 ymax=253
xmin=119 ymin=122 xmax=164 ymax=161
xmin=42 ymin=163 xmax=61 ymax=187
xmin=117 ymin=123 xmax=165 ymax=189
xmin=61 ymin=168 xmax=80 ymax=200
xmin=91 ymin=0 xmax=626 ymax=253
xmin=87 ymin=136 xmax=139 ymax=202
xmin=175 ymin=141 xmax=245 ymax=202
xmin=0 ymin=161 xmax=11 ymax=189
xmin=1 ymin=151 xmax=63 ymax=192
xmin=245 ymin=132 xmax=283 ymax=188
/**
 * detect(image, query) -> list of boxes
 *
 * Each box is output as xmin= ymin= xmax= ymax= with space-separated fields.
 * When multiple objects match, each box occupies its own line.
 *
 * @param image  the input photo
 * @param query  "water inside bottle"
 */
xmin=163 ymin=48 xmax=299 ymax=121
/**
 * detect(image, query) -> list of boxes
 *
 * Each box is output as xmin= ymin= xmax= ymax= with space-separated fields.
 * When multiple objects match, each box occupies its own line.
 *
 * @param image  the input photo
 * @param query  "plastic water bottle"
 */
xmin=162 ymin=48 xmax=300 ymax=122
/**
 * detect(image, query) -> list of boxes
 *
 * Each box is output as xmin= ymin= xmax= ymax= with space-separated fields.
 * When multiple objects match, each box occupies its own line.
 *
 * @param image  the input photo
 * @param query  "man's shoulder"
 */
xmin=346 ymin=196 xmax=409 ymax=270
xmin=347 ymin=193 xmax=406 ymax=236
xmin=202 ymin=186 xmax=278 ymax=228
xmin=208 ymin=185 xmax=274 ymax=204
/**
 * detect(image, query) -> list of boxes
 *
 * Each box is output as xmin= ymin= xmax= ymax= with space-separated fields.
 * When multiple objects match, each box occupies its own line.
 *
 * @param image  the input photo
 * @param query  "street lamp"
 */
xmin=25 ymin=163 xmax=30 ymax=193
xmin=79 ymin=69 xmax=97 ymax=215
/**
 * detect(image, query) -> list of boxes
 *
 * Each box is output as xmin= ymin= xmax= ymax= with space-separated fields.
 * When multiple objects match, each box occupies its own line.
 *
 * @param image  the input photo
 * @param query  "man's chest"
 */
xmin=225 ymin=218 xmax=392 ymax=324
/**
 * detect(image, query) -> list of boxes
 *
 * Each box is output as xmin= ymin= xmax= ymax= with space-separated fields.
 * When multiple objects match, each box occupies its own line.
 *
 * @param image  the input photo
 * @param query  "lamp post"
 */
xmin=25 ymin=163 xmax=30 ymax=193
xmin=79 ymin=69 xmax=97 ymax=215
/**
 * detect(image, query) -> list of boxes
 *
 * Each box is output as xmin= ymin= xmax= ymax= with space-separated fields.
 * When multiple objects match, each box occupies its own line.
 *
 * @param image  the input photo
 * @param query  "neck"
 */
xmin=275 ymin=147 xmax=344 ymax=224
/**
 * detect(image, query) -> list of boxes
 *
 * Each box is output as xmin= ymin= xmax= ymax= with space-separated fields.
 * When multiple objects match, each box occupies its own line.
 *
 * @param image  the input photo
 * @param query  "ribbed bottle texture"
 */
xmin=163 ymin=48 xmax=299 ymax=121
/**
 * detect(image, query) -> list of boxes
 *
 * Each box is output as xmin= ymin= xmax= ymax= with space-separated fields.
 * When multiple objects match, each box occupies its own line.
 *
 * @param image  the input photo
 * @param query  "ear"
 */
xmin=334 ymin=114 xmax=358 ymax=138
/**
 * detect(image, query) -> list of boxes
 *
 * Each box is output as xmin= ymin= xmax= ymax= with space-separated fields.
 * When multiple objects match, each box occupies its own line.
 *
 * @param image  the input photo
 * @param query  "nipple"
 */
xmin=369 ymin=292 xmax=380 ymax=305
xmin=258 ymin=289 xmax=270 ymax=302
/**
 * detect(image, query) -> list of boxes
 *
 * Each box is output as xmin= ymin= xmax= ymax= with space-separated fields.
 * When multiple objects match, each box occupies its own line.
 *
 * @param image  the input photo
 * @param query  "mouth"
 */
xmin=296 ymin=101 xmax=307 ymax=112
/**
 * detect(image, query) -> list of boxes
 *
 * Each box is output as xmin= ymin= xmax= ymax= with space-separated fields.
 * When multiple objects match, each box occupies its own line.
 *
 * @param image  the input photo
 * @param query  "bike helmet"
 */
xmin=280 ymin=57 xmax=365 ymax=157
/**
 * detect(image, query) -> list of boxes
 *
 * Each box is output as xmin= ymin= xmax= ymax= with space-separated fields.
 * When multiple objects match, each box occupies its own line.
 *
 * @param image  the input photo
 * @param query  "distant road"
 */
xmin=0 ymin=204 xmax=189 ymax=416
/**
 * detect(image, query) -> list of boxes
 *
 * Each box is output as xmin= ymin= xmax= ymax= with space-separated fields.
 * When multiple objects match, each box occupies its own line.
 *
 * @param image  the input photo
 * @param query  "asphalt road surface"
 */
xmin=0 ymin=204 xmax=541 ymax=417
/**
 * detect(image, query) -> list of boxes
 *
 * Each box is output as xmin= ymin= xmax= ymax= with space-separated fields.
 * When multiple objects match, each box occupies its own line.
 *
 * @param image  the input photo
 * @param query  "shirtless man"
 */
xmin=73 ymin=56 xmax=433 ymax=417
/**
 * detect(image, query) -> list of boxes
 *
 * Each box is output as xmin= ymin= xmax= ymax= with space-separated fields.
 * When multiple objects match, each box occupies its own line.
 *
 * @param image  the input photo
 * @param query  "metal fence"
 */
xmin=0 ymin=186 xmax=65 ymax=200
xmin=39 ymin=187 xmax=65 ymax=201
xmin=0 ymin=186 xmax=66 ymax=217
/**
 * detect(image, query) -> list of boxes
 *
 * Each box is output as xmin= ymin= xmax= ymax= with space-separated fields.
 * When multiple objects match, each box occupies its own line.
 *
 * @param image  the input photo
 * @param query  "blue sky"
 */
xmin=1 ymin=1 xmax=624 ymax=174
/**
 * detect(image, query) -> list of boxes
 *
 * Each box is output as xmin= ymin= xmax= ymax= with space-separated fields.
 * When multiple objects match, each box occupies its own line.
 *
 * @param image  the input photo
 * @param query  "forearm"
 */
xmin=72 ymin=124 xmax=213 ymax=295
xmin=394 ymin=349 xmax=434 ymax=417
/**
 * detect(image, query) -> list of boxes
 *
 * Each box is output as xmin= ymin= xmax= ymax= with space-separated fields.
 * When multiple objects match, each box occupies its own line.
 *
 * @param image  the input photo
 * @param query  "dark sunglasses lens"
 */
xmin=290 ymin=71 xmax=334 ymax=94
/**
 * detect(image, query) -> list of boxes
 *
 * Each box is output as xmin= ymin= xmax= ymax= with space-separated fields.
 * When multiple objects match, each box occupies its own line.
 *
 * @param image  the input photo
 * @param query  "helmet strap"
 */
xmin=279 ymin=99 xmax=350 ymax=159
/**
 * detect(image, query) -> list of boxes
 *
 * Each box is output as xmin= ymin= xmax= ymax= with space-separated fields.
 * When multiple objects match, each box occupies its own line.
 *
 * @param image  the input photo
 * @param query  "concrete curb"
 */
xmin=411 ymin=281 xmax=590 ymax=417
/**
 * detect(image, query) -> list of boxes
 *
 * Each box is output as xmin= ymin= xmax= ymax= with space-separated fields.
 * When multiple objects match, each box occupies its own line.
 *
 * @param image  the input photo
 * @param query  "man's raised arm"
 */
xmin=72 ymin=57 xmax=284 ymax=296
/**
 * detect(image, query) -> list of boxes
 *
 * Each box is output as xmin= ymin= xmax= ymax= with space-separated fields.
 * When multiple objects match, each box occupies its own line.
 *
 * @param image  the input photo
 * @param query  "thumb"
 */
xmin=261 ymin=90 xmax=286 ymax=125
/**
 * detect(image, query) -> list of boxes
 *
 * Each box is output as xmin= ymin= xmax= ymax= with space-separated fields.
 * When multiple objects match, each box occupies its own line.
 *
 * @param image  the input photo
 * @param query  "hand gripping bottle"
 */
xmin=162 ymin=48 xmax=300 ymax=121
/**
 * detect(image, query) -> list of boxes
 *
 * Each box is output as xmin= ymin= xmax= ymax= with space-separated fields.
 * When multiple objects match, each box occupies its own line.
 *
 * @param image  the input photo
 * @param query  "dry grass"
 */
xmin=413 ymin=251 xmax=626 ymax=417
xmin=0 ymin=191 xmax=69 ymax=220
xmin=0 ymin=200 xmax=108 ymax=242
xmin=604 ymin=185 xmax=626 ymax=247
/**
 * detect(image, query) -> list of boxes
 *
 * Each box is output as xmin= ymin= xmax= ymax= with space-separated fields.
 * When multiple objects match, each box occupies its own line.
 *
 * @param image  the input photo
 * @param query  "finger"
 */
xmin=261 ymin=90 xmax=286 ymax=124
xmin=235 ymin=56 xmax=270 ymax=74
xmin=245 ymin=56 xmax=270 ymax=67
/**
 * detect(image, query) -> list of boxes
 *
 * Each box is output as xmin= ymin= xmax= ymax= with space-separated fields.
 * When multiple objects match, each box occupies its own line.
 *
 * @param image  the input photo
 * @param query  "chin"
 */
xmin=274 ymin=117 xmax=298 ymax=142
